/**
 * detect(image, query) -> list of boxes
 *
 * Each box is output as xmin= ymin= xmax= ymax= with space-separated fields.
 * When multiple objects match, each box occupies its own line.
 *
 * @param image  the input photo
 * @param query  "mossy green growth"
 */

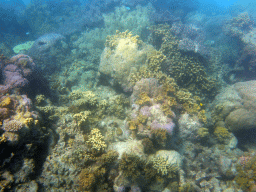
xmin=13 ymin=41 xmax=34 ymax=54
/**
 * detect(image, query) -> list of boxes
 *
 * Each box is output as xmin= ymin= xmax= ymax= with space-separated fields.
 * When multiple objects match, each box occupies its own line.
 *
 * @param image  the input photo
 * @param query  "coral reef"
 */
xmin=151 ymin=150 xmax=181 ymax=177
xmin=78 ymin=150 xmax=119 ymax=191
xmin=119 ymin=152 xmax=144 ymax=182
xmin=2 ymin=3 xmax=256 ymax=192
xmin=214 ymin=126 xmax=231 ymax=143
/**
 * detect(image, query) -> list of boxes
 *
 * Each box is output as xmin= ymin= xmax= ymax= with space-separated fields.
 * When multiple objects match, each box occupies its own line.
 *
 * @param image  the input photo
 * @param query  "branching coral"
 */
xmin=149 ymin=24 xmax=218 ymax=100
xmin=105 ymin=30 xmax=142 ymax=52
xmin=73 ymin=111 xmax=91 ymax=127
xmin=224 ymin=12 xmax=253 ymax=37
xmin=69 ymin=91 xmax=98 ymax=112
xmin=87 ymin=128 xmax=107 ymax=154
xmin=214 ymin=126 xmax=231 ymax=143
xmin=118 ymin=152 xmax=144 ymax=182
xmin=78 ymin=150 xmax=119 ymax=191
xmin=152 ymin=156 xmax=178 ymax=178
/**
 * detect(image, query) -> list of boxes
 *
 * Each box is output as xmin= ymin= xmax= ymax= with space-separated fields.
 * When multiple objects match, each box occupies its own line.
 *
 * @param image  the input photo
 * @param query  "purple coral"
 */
xmin=150 ymin=119 xmax=175 ymax=135
xmin=139 ymin=106 xmax=151 ymax=117
xmin=0 ymin=54 xmax=36 ymax=94
xmin=149 ymin=104 xmax=175 ymax=135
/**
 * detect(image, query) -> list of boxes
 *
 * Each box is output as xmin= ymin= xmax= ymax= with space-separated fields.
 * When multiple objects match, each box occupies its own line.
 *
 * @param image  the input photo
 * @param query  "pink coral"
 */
xmin=0 ymin=54 xmax=36 ymax=94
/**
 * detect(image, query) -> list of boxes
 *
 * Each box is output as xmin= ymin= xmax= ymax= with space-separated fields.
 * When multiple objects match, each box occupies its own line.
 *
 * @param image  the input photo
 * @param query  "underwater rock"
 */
xmin=236 ymin=37 xmax=256 ymax=74
xmin=219 ymin=155 xmax=236 ymax=178
xmin=13 ymin=158 xmax=35 ymax=183
xmin=224 ymin=13 xmax=256 ymax=76
xmin=224 ymin=12 xmax=253 ymax=38
xmin=29 ymin=33 xmax=64 ymax=56
xmin=28 ymin=33 xmax=67 ymax=71
xmin=178 ymin=113 xmax=202 ymax=141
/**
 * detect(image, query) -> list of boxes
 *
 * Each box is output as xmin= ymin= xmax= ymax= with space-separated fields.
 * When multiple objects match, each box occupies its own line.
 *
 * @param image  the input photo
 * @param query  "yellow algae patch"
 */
xmin=13 ymin=41 xmax=34 ymax=54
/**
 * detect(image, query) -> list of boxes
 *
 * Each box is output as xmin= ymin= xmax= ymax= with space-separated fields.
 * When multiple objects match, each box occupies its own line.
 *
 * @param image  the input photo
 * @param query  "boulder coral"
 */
xmin=212 ymin=80 xmax=256 ymax=132
xmin=99 ymin=30 xmax=155 ymax=92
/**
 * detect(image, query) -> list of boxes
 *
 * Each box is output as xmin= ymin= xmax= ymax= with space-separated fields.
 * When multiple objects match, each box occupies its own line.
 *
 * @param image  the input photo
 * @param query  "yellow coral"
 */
xmin=105 ymin=30 xmax=142 ymax=50
xmin=152 ymin=156 xmax=178 ymax=177
xmin=35 ymin=94 xmax=46 ymax=106
xmin=197 ymin=128 xmax=209 ymax=138
xmin=87 ymin=128 xmax=107 ymax=153
xmin=78 ymin=168 xmax=96 ymax=191
xmin=136 ymin=92 xmax=151 ymax=106
xmin=0 ymin=97 xmax=12 ymax=108
xmin=24 ymin=117 xmax=34 ymax=128
xmin=214 ymin=126 xmax=231 ymax=143
xmin=198 ymin=109 xmax=207 ymax=123
xmin=129 ymin=120 xmax=138 ymax=130
xmin=0 ymin=135 xmax=7 ymax=144
xmin=73 ymin=111 xmax=91 ymax=127
xmin=147 ymin=50 xmax=166 ymax=72
xmin=149 ymin=24 xmax=218 ymax=98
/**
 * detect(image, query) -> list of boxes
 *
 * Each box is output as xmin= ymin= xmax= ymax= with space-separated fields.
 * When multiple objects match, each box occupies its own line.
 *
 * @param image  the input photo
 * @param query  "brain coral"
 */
xmin=99 ymin=30 xmax=155 ymax=92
